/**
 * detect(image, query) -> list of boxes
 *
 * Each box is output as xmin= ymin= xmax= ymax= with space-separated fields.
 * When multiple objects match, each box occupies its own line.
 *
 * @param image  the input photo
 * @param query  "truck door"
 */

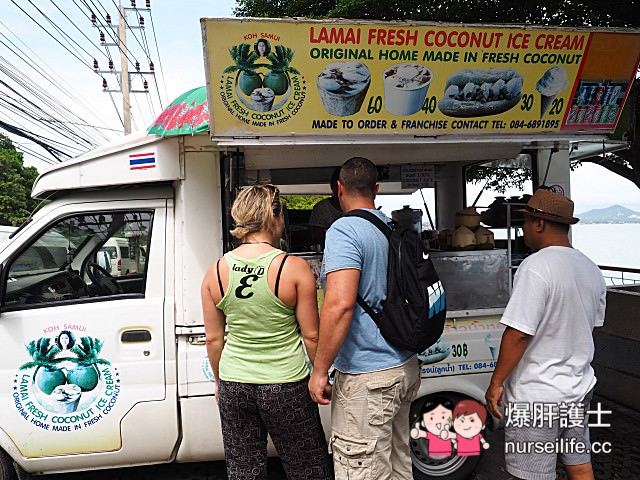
xmin=0 ymin=199 xmax=178 ymax=463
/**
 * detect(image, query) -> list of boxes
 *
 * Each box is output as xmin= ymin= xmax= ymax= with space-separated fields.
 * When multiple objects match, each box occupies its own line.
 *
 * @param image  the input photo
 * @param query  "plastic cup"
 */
xmin=383 ymin=63 xmax=432 ymax=116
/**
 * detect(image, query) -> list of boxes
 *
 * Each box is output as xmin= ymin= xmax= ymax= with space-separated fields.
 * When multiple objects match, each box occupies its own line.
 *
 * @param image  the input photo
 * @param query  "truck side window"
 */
xmin=2 ymin=211 xmax=153 ymax=309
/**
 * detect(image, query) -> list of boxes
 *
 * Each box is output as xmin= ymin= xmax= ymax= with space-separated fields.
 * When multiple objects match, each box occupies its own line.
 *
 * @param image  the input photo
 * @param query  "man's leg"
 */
xmin=560 ymin=389 xmax=595 ymax=480
xmin=390 ymin=357 xmax=421 ymax=479
xmin=330 ymin=361 xmax=417 ymax=480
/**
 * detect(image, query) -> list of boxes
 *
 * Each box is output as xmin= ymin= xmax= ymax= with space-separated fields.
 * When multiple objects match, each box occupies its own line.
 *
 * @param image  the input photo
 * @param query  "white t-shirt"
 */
xmin=501 ymin=246 xmax=606 ymax=403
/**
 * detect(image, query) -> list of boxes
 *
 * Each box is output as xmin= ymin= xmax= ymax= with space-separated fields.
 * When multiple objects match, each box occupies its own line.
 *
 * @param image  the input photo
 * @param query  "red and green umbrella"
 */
xmin=148 ymin=86 xmax=209 ymax=136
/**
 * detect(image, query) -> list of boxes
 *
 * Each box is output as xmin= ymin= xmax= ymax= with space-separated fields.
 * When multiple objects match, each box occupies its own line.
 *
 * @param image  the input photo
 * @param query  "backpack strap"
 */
xmin=345 ymin=209 xmax=391 ymax=318
xmin=274 ymin=254 xmax=289 ymax=298
xmin=346 ymin=209 xmax=392 ymax=240
xmin=216 ymin=258 xmax=224 ymax=297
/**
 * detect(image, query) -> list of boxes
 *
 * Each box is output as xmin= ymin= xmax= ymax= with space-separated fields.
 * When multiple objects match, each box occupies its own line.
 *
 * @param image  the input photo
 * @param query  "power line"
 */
xmin=148 ymin=10 xmax=169 ymax=105
xmin=0 ymin=64 xmax=99 ymax=148
xmin=46 ymin=0 xmax=111 ymax=61
xmin=13 ymin=141 xmax=59 ymax=165
xmin=10 ymin=0 xmax=106 ymax=78
xmin=0 ymin=77 xmax=94 ymax=150
xmin=0 ymin=20 xmax=116 ymax=139
xmin=109 ymin=0 xmax=150 ymax=61
xmin=0 ymin=119 xmax=71 ymax=162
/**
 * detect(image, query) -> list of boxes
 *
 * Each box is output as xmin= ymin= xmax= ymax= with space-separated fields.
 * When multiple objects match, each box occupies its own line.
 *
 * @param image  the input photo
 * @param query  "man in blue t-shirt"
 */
xmin=309 ymin=157 xmax=420 ymax=480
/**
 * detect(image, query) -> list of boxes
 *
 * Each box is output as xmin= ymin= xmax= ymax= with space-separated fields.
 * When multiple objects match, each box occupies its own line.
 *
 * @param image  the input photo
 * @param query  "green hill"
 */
xmin=577 ymin=205 xmax=640 ymax=224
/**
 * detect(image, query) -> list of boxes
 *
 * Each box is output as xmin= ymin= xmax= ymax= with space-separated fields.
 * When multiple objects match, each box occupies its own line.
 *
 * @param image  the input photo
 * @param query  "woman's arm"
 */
xmin=291 ymin=258 xmax=321 ymax=364
xmin=201 ymin=263 xmax=226 ymax=401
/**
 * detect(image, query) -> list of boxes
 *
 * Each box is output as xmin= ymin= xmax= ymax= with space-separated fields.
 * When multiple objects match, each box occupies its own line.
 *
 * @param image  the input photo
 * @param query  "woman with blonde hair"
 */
xmin=201 ymin=185 xmax=332 ymax=480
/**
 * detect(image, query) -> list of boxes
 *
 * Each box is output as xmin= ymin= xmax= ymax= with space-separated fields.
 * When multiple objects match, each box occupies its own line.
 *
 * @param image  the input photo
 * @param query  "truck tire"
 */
xmin=410 ymin=393 xmax=486 ymax=480
xmin=0 ymin=449 xmax=17 ymax=480
xmin=411 ymin=440 xmax=481 ymax=480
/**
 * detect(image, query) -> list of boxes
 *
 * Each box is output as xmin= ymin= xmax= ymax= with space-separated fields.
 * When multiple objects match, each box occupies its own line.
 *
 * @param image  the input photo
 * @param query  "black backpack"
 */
xmin=347 ymin=210 xmax=446 ymax=353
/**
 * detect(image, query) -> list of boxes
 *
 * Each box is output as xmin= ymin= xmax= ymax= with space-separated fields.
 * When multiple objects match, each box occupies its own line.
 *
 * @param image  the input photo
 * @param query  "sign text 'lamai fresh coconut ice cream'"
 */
xmin=383 ymin=63 xmax=432 ymax=116
xmin=536 ymin=66 xmax=568 ymax=118
xmin=317 ymin=61 xmax=371 ymax=116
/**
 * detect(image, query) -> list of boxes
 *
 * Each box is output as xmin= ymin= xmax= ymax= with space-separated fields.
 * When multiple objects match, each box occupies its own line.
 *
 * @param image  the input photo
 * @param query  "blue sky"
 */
xmin=2 ymin=0 xmax=640 ymax=212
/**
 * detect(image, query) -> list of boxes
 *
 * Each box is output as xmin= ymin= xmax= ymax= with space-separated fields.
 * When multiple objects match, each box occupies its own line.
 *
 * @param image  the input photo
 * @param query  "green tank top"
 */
xmin=216 ymin=249 xmax=309 ymax=384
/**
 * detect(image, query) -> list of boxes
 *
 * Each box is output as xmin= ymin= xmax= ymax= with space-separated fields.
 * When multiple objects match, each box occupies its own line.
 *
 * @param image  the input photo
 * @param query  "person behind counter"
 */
xmin=201 ymin=184 xmax=332 ymax=480
xmin=309 ymin=166 xmax=343 ymax=229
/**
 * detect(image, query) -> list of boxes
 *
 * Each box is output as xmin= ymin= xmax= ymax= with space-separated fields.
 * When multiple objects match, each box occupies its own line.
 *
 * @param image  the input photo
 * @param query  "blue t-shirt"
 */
xmin=321 ymin=209 xmax=414 ymax=373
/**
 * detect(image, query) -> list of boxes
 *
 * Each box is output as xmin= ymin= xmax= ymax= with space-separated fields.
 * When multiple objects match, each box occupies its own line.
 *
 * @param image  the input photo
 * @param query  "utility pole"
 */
xmin=118 ymin=4 xmax=131 ymax=135
xmin=92 ymin=1 xmax=154 ymax=135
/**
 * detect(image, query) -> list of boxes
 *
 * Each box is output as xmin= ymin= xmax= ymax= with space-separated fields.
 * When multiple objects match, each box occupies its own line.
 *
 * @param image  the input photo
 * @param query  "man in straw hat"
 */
xmin=485 ymin=187 xmax=606 ymax=480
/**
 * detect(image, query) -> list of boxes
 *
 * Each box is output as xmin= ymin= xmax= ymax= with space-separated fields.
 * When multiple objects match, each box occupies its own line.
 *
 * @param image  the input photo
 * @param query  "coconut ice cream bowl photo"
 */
xmin=317 ymin=61 xmax=371 ymax=116
xmin=250 ymin=87 xmax=275 ymax=112
xmin=383 ymin=63 xmax=432 ymax=116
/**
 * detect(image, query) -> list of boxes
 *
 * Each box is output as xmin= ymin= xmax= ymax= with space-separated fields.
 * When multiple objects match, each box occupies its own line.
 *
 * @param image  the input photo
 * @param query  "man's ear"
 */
xmin=536 ymin=218 xmax=545 ymax=233
xmin=373 ymin=183 xmax=379 ymax=199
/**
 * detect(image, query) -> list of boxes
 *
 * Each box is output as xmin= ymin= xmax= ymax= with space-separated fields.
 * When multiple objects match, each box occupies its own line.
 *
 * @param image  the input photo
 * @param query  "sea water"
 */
xmin=572 ymin=223 xmax=640 ymax=285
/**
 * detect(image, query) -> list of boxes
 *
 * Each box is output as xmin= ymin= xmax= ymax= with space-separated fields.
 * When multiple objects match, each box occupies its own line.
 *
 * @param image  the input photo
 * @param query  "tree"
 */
xmin=234 ymin=0 xmax=640 ymax=190
xmin=0 ymin=134 xmax=39 ymax=226
xmin=235 ymin=1 xmax=639 ymax=27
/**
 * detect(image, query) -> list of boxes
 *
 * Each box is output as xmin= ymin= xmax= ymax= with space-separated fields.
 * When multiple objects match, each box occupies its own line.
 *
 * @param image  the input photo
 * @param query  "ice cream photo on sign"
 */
xmin=383 ymin=63 xmax=432 ymax=116
xmin=250 ymin=87 xmax=275 ymax=112
xmin=536 ymin=66 xmax=568 ymax=118
xmin=317 ymin=61 xmax=371 ymax=116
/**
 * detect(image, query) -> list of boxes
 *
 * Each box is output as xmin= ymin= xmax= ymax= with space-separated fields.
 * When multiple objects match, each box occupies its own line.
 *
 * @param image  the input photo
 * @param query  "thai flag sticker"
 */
xmin=129 ymin=152 xmax=156 ymax=170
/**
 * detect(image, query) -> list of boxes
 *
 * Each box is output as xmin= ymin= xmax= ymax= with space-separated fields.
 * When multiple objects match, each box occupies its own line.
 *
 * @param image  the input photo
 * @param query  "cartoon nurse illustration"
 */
xmin=410 ymin=396 xmax=455 ymax=456
xmin=449 ymin=399 xmax=490 ymax=456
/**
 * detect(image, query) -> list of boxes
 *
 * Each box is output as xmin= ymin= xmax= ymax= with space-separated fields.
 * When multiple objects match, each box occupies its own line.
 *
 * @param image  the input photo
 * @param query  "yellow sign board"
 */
xmin=202 ymin=19 xmax=640 ymax=137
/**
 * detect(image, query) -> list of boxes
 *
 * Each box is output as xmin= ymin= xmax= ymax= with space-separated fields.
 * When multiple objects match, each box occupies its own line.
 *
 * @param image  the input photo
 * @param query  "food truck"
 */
xmin=0 ymin=17 xmax=638 ymax=480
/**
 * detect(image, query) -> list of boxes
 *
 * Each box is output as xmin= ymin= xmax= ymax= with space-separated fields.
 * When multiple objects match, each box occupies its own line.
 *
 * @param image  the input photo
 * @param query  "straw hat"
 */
xmin=517 ymin=188 xmax=579 ymax=225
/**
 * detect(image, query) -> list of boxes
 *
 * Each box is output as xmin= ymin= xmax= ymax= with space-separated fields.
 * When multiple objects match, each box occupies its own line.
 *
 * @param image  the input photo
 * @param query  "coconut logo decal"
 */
xmin=219 ymin=35 xmax=307 ymax=128
xmin=13 ymin=329 xmax=120 ymax=432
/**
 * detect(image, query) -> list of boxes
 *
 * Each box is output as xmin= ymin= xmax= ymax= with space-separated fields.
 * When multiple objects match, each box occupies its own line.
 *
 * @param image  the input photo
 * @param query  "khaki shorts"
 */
xmin=330 ymin=357 xmax=420 ymax=480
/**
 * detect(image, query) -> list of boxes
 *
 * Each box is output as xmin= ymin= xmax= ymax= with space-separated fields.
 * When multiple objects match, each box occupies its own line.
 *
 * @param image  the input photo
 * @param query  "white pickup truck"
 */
xmin=1 ymin=16 xmax=637 ymax=480
xmin=0 ymin=127 xmax=509 ymax=480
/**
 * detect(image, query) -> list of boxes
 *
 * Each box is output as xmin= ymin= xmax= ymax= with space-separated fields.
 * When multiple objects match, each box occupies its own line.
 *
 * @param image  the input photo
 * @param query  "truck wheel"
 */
xmin=0 ymin=449 xmax=17 ymax=480
xmin=411 ymin=439 xmax=481 ymax=480
xmin=410 ymin=393 xmax=485 ymax=480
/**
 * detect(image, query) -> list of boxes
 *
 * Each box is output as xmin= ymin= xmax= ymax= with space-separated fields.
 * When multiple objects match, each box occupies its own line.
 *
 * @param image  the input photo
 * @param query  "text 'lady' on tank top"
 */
xmin=215 ymin=249 xmax=309 ymax=384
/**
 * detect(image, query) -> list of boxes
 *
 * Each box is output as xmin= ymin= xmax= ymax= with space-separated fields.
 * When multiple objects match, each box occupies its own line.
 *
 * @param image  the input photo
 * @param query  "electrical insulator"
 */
xmin=131 ymin=0 xmax=136 ymax=7
xmin=139 ymin=16 xmax=145 ymax=26
xmin=143 ymin=79 xmax=148 ymax=90
xmin=99 ymin=31 xmax=105 ymax=42
xmin=91 ymin=13 xmax=97 ymax=24
xmin=149 ymin=61 xmax=154 ymax=71
xmin=93 ymin=59 xmax=98 ymax=70
xmin=106 ymin=14 xmax=111 ymax=24
xmin=108 ymin=60 xmax=114 ymax=70
xmin=102 ymin=79 xmax=108 ymax=89
xmin=146 ymin=0 xmax=150 ymax=7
